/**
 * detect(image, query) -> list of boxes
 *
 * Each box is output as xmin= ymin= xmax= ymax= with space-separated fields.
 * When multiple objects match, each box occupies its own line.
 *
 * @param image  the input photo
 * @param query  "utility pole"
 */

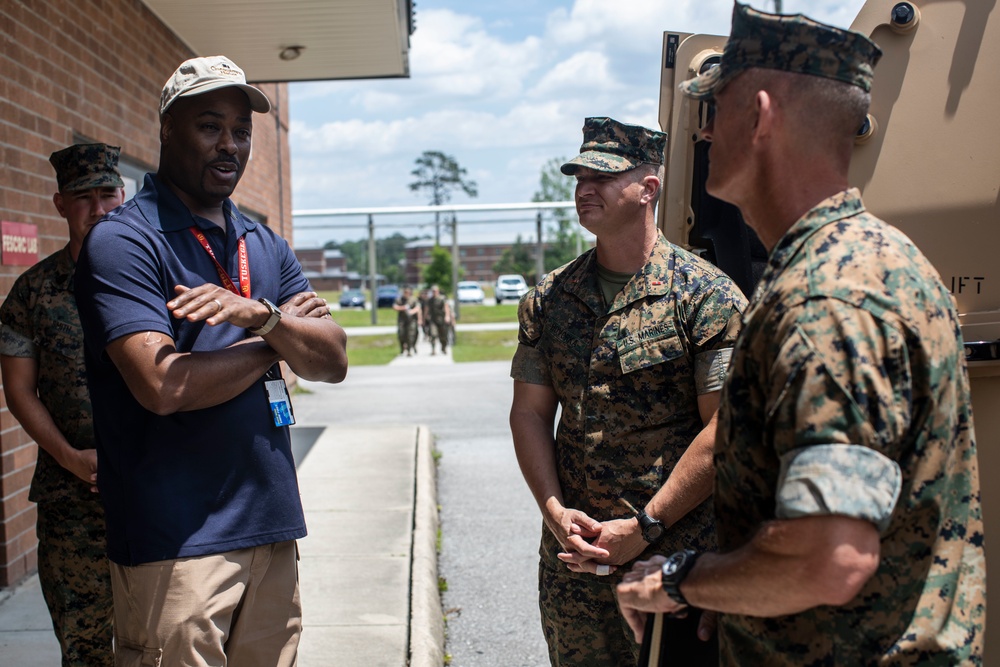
xmin=451 ymin=214 xmax=460 ymax=322
xmin=535 ymin=211 xmax=545 ymax=284
xmin=774 ymin=0 xmax=782 ymax=13
xmin=368 ymin=214 xmax=377 ymax=325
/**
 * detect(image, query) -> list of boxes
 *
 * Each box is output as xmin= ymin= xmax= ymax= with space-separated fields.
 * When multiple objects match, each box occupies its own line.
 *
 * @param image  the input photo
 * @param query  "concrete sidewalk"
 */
xmin=0 ymin=422 xmax=443 ymax=667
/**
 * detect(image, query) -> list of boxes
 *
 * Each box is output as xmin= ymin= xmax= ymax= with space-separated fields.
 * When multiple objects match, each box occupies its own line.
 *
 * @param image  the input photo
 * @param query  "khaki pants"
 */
xmin=110 ymin=541 xmax=301 ymax=667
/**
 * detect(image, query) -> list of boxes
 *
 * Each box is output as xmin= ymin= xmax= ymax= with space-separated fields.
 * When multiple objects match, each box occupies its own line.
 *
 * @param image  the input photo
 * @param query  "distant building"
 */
xmin=294 ymin=248 xmax=381 ymax=291
xmin=404 ymin=240 xmax=551 ymax=286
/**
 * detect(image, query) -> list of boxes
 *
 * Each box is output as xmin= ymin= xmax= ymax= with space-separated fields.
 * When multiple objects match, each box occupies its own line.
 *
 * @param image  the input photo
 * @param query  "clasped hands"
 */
xmin=547 ymin=504 xmax=648 ymax=577
xmin=549 ymin=504 xmax=717 ymax=644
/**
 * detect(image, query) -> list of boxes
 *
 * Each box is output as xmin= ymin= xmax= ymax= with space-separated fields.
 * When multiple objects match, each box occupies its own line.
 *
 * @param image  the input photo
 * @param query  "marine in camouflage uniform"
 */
xmin=714 ymin=189 xmax=985 ymax=664
xmin=616 ymin=4 xmax=985 ymax=664
xmin=426 ymin=285 xmax=452 ymax=354
xmin=511 ymin=117 xmax=746 ymax=666
xmin=0 ymin=143 xmax=125 ymax=666
xmin=393 ymin=287 xmax=421 ymax=355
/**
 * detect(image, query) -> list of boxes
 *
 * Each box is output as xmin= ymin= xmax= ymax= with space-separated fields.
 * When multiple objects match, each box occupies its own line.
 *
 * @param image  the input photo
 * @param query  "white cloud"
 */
xmin=289 ymin=0 xmax=869 ymax=246
xmin=351 ymin=90 xmax=405 ymax=113
xmin=529 ymin=51 xmax=620 ymax=98
xmin=546 ymin=0 xmax=712 ymax=50
xmin=408 ymin=9 xmax=544 ymax=101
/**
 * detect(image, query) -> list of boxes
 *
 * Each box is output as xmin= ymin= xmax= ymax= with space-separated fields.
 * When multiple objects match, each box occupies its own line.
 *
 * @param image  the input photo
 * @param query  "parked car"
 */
xmin=457 ymin=281 xmax=485 ymax=304
xmin=338 ymin=289 xmax=366 ymax=309
xmin=494 ymin=274 xmax=529 ymax=304
xmin=376 ymin=284 xmax=400 ymax=308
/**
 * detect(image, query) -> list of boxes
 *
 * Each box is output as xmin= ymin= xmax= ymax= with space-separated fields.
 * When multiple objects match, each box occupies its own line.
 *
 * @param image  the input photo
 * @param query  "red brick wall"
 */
xmin=0 ymin=0 xmax=292 ymax=588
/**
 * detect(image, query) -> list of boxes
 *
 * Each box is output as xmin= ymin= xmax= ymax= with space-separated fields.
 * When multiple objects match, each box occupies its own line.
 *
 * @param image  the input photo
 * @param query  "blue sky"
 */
xmin=289 ymin=0 xmax=867 ymax=248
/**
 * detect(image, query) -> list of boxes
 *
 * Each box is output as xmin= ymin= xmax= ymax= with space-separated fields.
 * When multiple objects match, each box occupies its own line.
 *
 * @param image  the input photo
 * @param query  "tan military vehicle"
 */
xmin=658 ymin=1 xmax=997 ymax=662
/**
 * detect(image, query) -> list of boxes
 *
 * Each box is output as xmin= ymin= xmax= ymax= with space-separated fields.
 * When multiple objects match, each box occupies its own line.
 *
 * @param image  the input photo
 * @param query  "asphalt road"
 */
xmin=297 ymin=360 xmax=548 ymax=666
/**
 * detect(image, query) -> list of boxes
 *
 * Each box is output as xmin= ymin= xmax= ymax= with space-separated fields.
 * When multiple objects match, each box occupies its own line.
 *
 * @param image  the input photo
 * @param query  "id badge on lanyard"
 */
xmin=264 ymin=369 xmax=296 ymax=427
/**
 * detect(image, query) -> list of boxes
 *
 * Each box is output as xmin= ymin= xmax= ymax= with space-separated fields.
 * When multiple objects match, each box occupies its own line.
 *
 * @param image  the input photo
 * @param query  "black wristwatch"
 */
xmin=636 ymin=509 xmax=666 ymax=545
xmin=661 ymin=549 xmax=700 ymax=607
xmin=248 ymin=298 xmax=282 ymax=336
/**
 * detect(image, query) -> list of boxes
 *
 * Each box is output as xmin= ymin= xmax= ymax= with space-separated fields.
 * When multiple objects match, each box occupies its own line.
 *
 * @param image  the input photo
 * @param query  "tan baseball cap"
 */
xmin=160 ymin=55 xmax=271 ymax=116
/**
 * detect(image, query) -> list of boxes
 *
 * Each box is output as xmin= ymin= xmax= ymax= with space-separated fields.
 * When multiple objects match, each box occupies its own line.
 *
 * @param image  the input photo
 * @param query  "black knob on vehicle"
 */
xmin=892 ymin=3 xmax=915 ymax=25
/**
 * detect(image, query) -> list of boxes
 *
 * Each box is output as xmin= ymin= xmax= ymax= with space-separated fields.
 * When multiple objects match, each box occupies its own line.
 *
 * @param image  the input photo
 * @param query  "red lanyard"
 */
xmin=189 ymin=227 xmax=251 ymax=298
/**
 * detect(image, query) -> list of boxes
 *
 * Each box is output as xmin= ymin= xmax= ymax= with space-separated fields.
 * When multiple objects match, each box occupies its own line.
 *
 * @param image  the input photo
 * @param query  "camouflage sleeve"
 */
xmin=516 ymin=286 xmax=542 ymax=346
xmin=0 ymin=273 xmax=36 ymax=358
xmin=0 ymin=325 xmax=35 ymax=358
xmin=694 ymin=348 xmax=732 ymax=393
xmin=762 ymin=299 xmax=913 ymax=535
xmin=511 ymin=343 xmax=550 ymax=385
xmin=510 ymin=287 xmax=551 ymax=385
xmin=776 ymin=443 xmax=902 ymax=533
xmin=766 ymin=299 xmax=910 ymax=463
xmin=689 ymin=274 xmax=747 ymax=393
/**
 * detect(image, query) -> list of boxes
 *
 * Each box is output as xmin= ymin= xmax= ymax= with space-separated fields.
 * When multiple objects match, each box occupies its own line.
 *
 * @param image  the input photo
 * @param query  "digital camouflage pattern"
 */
xmin=777 ymin=443 xmax=902 ymax=533
xmin=426 ymin=292 xmax=451 ymax=352
xmin=511 ymin=233 xmax=746 ymax=664
xmin=538 ymin=563 xmax=639 ymax=665
xmin=0 ymin=245 xmax=114 ymax=665
xmin=48 ymin=143 xmax=124 ymax=193
xmin=714 ymin=189 xmax=985 ymax=665
xmin=680 ymin=2 xmax=882 ymax=101
xmin=539 ymin=563 xmax=717 ymax=666
xmin=0 ymin=247 xmax=99 ymax=504
xmin=394 ymin=294 xmax=420 ymax=354
xmin=36 ymin=499 xmax=114 ymax=666
xmin=560 ymin=117 xmax=666 ymax=175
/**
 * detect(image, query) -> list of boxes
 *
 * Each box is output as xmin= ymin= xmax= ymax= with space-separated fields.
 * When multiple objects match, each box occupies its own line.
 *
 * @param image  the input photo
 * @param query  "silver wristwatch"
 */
xmin=248 ymin=298 xmax=282 ymax=336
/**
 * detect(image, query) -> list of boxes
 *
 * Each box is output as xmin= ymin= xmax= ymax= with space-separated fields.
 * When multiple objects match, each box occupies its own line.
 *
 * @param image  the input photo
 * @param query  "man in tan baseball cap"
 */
xmin=74 ymin=54 xmax=348 ymax=667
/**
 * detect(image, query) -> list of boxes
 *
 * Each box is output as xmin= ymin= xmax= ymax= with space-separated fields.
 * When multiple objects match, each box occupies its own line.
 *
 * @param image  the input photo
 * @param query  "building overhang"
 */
xmin=141 ymin=0 xmax=414 ymax=83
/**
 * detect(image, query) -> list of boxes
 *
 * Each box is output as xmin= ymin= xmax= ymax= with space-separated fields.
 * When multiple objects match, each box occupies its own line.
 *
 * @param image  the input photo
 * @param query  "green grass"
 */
xmin=345 ymin=330 xmax=518 ymax=365
xmin=453 ymin=303 xmax=518 ymax=324
xmin=318 ymin=291 xmax=396 ymax=327
xmin=345 ymin=333 xmax=400 ymax=366
xmin=331 ymin=308 xmax=397 ymax=327
xmin=452 ymin=329 xmax=518 ymax=363
xmin=321 ymin=288 xmax=520 ymax=365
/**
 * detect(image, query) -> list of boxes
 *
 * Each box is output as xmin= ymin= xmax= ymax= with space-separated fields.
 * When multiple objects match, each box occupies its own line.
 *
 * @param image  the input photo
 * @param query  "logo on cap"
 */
xmin=160 ymin=55 xmax=271 ymax=116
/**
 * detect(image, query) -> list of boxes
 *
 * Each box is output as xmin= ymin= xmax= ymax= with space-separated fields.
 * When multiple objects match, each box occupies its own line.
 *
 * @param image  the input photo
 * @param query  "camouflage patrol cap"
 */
xmin=680 ymin=2 xmax=882 ymax=101
xmin=160 ymin=55 xmax=270 ymax=116
xmin=48 ymin=143 xmax=124 ymax=192
xmin=561 ymin=117 xmax=666 ymax=175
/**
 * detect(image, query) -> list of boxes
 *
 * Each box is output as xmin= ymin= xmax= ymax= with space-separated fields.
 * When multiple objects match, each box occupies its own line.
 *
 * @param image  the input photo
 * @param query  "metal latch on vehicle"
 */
xmin=964 ymin=341 xmax=1000 ymax=362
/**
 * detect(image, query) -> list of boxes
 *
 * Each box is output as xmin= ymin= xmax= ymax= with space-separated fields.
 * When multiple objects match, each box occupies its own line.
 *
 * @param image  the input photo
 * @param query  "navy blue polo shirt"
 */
xmin=76 ymin=173 xmax=310 ymax=566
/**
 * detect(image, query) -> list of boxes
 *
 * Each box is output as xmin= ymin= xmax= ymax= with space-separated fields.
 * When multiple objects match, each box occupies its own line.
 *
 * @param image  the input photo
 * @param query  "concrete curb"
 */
xmin=409 ymin=425 xmax=445 ymax=667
